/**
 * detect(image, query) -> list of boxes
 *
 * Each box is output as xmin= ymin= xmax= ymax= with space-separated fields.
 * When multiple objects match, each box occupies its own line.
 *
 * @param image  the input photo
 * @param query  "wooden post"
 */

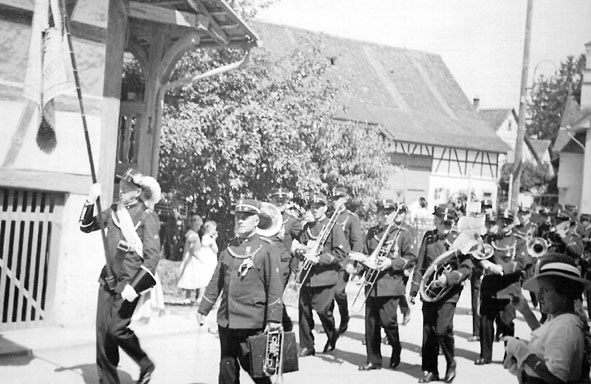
xmin=100 ymin=0 xmax=128 ymax=204
xmin=511 ymin=0 xmax=533 ymax=212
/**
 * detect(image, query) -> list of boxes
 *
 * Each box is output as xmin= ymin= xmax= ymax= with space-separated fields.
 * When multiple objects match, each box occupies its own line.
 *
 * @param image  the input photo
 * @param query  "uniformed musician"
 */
xmin=577 ymin=213 xmax=591 ymax=318
xmin=468 ymin=200 xmax=494 ymax=343
xmin=197 ymin=199 xmax=284 ymax=384
xmin=515 ymin=204 xmax=538 ymax=306
xmin=267 ymin=187 xmax=303 ymax=331
xmin=294 ymin=192 xmax=349 ymax=356
xmin=80 ymin=168 xmax=161 ymax=384
xmin=543 ymin=208 xmax=584 ymax=261
xmin=410 ymin=204 xmax=472 ymax=383
xmin=475 ymin=208 xmax=528 ymax=366
xmin=330 ymin=187 xmax=364 ymax=336
xmin=358 ymin=199 xmax=416 ymax=371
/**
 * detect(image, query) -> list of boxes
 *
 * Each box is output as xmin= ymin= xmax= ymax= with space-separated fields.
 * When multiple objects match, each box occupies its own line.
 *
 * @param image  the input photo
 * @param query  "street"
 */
xmin=0 ymin=284 xmax=531 ymax=384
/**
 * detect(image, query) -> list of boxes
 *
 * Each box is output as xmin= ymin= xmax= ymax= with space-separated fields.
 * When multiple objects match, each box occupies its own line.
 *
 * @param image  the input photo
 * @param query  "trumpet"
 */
xmin=263 ymin=328 xmax=283 ymax=377
xmin=350 ymin=204 xmax=407 ymax=312
xmin=527 ymin=237 xmax=549 ymax=258
xmin=293 ymin=199 xmax=346 ymax=289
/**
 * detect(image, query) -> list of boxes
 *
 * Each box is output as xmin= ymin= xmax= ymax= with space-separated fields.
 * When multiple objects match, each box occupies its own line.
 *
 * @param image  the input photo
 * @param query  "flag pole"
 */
xmin=62 ymin=1 xmax=116 ymax=290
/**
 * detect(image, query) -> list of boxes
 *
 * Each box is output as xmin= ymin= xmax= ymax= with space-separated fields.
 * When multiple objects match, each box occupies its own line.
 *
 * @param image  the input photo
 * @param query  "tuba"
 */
xmin=419 ymin=233 xmax=484 ymax=302
xmin=349 ymin=204 xmax=407 ymax=312
xmin=257 ymin=202 xmax=284 ymax=238
xmin=293 ymin=199 xmax=347 ymax=290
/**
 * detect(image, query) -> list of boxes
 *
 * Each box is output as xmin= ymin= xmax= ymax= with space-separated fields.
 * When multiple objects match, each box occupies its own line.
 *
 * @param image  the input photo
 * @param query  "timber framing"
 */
xmin=387 ymin=140 xmax=499 ymax=179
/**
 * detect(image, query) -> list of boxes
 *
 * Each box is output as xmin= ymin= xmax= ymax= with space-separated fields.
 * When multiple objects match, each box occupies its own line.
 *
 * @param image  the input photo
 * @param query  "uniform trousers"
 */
xmin=470 ymin=271 xmax=482 ymax=337
xmin=421 ymin=301 xmax=456 ymax=374
xmin=298 ymin=285 xmax=336 ymax=350
xmin=364 ymin=296 xmax=402 ymax=366
xmin=96 ymin=283 xmax=149 ymax=384
xmin=217 ymin=326 xmax=271 ymax=384
xmin=334 ymin=270 xmax=350 ymax=325
xmin=479 ymin=297 xmax=515 ymax=360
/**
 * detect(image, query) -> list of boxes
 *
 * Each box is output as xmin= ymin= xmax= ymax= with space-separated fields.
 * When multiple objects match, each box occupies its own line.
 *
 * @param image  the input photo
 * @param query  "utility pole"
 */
xmin=511 ymin=0 xmax=533 ymax=212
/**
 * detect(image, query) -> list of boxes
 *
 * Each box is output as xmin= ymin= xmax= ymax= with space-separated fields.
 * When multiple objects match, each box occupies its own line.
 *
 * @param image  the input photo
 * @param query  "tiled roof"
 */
xmin=555 ymin=96 xmax=591 ymax=152
xmin=479 ymin=109 xmax=513 ymax=131
xmin=251 ymin=21 xmax=509 ymax=154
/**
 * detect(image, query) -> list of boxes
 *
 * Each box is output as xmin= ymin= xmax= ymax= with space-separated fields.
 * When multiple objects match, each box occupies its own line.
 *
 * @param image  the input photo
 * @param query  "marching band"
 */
xmin=188 ymin=187 xmax=591 ymax=384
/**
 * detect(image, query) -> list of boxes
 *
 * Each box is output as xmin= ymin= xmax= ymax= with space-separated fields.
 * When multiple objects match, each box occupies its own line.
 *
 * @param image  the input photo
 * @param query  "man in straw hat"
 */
xmin=197 ymin=198 xmax=284 ymax=384
xmin=504 ymin=253 xmax=591 ymax=383
xmin=79 ymin=168 xmax=162 ymax=384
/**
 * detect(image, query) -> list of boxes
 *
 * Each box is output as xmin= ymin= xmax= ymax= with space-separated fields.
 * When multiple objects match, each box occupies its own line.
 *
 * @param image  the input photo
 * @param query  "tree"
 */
xmin=526 ymin=54 xmax=586 ymax=142
xmin=158 ymin=38 xmax=393 ymax=238
xmin=499 ymin=161 xmax=553 ymax=193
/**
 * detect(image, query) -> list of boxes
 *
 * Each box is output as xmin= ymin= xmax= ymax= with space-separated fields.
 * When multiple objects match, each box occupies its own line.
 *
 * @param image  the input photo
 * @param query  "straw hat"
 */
xmin=522 ymin=253 xmax=591 ymax=292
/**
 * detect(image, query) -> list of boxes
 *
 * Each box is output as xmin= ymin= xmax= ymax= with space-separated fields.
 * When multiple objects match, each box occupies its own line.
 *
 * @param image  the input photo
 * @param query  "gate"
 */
xmin=0 ymin=188 xmax=63 ymax=330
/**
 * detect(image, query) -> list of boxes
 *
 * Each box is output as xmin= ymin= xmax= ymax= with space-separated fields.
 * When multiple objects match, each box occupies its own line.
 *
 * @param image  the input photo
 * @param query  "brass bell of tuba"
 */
xmin=257 ymin=202 xmax=283 ymax=238
xmin=527 ymin=237 xmax=549 ymax=258
xmin=472 ymin=243 xmax=494 ymax=260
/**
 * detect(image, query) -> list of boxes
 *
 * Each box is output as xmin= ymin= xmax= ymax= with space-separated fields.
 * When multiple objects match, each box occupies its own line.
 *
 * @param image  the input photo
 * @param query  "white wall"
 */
xmin=557 ymin=152 xmax=584 ymax=207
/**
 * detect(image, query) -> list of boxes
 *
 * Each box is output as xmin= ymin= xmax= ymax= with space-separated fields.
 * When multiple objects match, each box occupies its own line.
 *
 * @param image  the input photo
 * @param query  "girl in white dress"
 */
xmin=177 ymin=214 xmax=203 ymax=303
xmin=194 ymin=220 xmax=219 ymax=303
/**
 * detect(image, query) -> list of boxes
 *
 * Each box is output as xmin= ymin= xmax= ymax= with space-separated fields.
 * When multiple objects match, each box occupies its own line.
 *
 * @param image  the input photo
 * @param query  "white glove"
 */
xmin=87 ymin=183 xmax=102 ymax=203
xmin=377 ymin=257 xmax=392 ymax=271
xmin=481 ymin=260 xmax=503 ymax=275
xmin=197 ymin=313 xmax=206 ymax=326
xmin=265 ymin=322 xmax=282 ymax=333
xmin=121 ymin=284 xmax=139 ymax=302
xmin=505 ymin=337 xmax=531 ymax=368
xmin=434 ymin=273 xmax=448 ymax=287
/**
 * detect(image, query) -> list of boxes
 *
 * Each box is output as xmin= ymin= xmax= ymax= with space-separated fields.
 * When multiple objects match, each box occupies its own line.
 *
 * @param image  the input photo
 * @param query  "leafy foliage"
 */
xmin=500 ymin=161 xmax=553 ymax=193
xmin=526 ymin=54 xmax=586 ymax=142
xmin=157 ymin=40 xmax=393 ymax=239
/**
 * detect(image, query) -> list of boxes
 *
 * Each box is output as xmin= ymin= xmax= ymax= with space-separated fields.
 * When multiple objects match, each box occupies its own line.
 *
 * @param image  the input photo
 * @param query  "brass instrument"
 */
xmin=263 ymin=328 xmax=283 ymax=377
xmin=257 ymin=202 xmax=284 ymax=238
xmin=349 ymin=204 xmax=408 ymax=312
xmin=419 ymin=233 xmax=485 ymax=302
xmin=471 ymin=243 xmax=494 ymax=260
xmin=419 ymin=248 xmax=461 ymax=302
xmin=293 ymin=199 xmax=347 ymax=290
xmin=527 ymin=237 xmax=549 ymax=258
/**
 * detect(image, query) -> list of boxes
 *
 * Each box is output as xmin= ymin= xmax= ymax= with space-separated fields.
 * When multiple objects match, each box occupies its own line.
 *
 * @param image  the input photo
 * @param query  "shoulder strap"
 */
xmin=113 ymin=203 xmax=143 ymax=257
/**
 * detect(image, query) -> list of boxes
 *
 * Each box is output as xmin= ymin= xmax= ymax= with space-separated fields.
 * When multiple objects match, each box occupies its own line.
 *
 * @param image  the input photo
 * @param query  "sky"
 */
xmin=255 ymin=0 xmax=591 ymax=110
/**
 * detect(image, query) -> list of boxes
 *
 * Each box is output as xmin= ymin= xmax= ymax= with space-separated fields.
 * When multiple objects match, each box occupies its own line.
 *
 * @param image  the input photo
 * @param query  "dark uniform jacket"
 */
xmin=283 ymin=211 xmax=303 ymax=250
xmin=337 ymin=210 xmax=364 ymax=253
xmin=80 ymin=201 xmax=161 ymax=293
xmin=481 ymin=230 xmax=528 ymax=298
xmin=365 ymin=223 xmax=417 ymax=297
xmin=198 ymin=233 xmax=283 ymax=329
xmin=261 ymin=234 xmax=293 ymax=287
xmin=297 ymin=216 xmax=350 ymax=287
xmin=410 ymin=230 xmax=472 ymax=303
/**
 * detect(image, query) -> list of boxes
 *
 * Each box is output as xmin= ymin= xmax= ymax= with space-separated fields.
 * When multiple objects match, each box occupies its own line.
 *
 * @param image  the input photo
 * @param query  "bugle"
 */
xmin=350 ymin=204 xmax=407 ymax=312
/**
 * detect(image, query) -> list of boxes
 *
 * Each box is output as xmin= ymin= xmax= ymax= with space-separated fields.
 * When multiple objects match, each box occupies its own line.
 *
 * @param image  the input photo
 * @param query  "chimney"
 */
xmin=473 ymin=97 xmax=480 ymax=111
xmin=581 ymin=41 xmax=591 ymax=109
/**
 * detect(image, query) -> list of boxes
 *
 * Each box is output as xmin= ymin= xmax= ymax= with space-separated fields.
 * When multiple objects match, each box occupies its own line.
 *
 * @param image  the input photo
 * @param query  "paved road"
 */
xmin=0 ymin=284 xmax=533 ymax=384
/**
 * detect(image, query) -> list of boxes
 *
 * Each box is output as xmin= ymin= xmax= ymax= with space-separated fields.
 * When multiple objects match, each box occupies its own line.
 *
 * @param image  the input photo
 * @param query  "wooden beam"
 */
xmin=0 ymin=0 xmax=34 ymax=12
xmin=187 ymin=0 xmax=229 ymax=45
xmin=0 ymin=169 xmax=90 ymax=194
xmin=128 ymin=1 xmax=197 ymax=28
xmin=158 ymin=31 xmax=201 ymax=84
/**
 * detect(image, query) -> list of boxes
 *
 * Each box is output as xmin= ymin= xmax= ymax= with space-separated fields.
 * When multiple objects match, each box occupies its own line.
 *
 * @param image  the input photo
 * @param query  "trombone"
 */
xmin=293 ymin=199 xmax=346 ymax=290
xmin=349 ymin=204 xmax=407 ymax=312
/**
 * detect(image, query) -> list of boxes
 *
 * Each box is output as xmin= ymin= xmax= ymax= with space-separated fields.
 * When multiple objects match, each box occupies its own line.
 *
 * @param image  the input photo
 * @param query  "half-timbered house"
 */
xmin=253 ymin=21 xmax=509 ymax=209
